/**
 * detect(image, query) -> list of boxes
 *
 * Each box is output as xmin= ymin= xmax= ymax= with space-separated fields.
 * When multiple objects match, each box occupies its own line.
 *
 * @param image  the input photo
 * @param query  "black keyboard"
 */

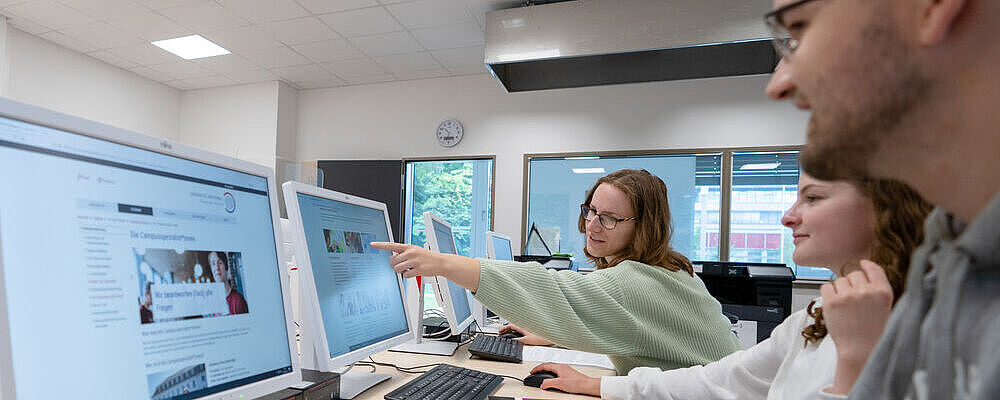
xmin=384 ymin=364 xmax=503 ymax=400
xmin=468 ymin=335 xmax=523 ymax=363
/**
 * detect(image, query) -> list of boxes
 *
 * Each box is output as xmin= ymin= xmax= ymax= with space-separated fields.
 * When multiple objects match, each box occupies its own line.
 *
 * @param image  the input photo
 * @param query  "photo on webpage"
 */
xmin=136 ymin=248 xmax=250 ymax=324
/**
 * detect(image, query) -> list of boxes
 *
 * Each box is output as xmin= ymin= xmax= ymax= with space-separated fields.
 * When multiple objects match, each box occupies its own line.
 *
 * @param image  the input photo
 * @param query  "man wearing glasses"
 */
xmin=765 ymin=0 xmax=1000 ymax=399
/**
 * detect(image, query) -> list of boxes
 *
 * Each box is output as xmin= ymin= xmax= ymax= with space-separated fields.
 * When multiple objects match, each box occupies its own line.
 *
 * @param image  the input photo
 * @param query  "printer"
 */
xmin=694 ymin=261 xmax=795 ymax=344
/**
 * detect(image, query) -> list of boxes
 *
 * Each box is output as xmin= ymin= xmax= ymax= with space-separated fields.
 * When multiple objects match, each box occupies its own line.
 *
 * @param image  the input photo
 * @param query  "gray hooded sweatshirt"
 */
xmin=849 ymin=193 xmax=1000 ymax=399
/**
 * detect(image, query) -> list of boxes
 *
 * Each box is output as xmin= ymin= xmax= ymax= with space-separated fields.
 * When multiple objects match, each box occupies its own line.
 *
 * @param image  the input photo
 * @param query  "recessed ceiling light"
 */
xmin=152 ymin=35 xmax=230 ymax=60
xmin=572 ymin=168 xmax=606 ymax=174
xmin=739 ymin=162 xmax=782 ymax=170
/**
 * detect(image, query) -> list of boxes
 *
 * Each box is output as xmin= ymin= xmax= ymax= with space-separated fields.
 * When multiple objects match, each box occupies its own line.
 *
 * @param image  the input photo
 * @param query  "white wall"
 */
xmin=178 ymin=81 xmax=279 ymax=169
xmin=298 ymin=73 xmax=810 ymax=248
xmin=3 ymin=28 xmax=179 ymax=140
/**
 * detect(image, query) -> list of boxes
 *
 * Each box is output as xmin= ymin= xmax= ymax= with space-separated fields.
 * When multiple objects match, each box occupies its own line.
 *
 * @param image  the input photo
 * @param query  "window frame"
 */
xmin=402 ymin=155 xmax=497 ymax=249
xmin=521 ymin=145 xmax=802 ymax=268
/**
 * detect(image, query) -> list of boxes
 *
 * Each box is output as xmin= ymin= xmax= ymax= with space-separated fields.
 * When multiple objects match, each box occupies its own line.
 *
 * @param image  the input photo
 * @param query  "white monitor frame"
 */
xmin=0 ymin=97 xmax=300 ymax=400
xmin=485 ymin=231 xmax=514 ymax=261
xmin=422 ymin=212 xmax=475 ymax=336
xmin=282 ymin=181 xmax=415 ymax=372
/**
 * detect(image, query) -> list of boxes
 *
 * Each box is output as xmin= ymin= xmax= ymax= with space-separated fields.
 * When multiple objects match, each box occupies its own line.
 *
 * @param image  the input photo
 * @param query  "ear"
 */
xmin=917 ymin=0 xmax=970 ymax=45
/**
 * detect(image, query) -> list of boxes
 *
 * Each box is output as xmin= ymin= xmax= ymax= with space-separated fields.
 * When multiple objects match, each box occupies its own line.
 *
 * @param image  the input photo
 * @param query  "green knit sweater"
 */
xmin=473 ymin=259 xmax=741 ymax=375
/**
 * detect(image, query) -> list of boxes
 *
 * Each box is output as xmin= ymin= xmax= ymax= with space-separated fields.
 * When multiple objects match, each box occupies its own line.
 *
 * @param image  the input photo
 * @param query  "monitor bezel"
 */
xmin=0 ymin=97 xmax=301 ymax=400
xmin=484 ymin=231 xmax=514 ymax=261
xmin=422 ymin=212 xmax=475 ymax=336
xmin=281 ymin=181 xmax=415 ymax=372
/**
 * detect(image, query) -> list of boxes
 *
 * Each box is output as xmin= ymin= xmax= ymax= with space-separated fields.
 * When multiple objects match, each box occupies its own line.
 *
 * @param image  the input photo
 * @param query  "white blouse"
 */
xmin=601 ymin=299 xmax=846 ymax=400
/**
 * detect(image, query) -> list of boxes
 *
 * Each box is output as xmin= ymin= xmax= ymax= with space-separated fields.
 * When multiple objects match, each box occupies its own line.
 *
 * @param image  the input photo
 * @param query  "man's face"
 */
xmin=210 ymin=253 xmax=227 ymax=283
xmin=768 ymin=0 xmax=930 ymax=181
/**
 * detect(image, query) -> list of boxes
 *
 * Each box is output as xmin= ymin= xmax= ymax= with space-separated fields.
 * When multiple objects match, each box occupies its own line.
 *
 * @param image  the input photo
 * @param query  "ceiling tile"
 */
xmin=163 ymin=79 xmax=197 ymax=90
xmin=57 ymin=0 xmax=150 ymax=20
xmin=373 ymin=52 xmax=441 ymax=73
xmin=87 ymin=49 xmax=141 ymax=69
xmin=258 ymin=16 xmax=339 ymax=46
xmin=225 ymin=69 xmax=279 ymax=84
xmin=322 ymin=58 xmax=388 ymax=78
xmin=342 ymin=74 xmax=395 ymax=85
xmin=430 ymin=45 xmax=483 ymax=68
xmin=318 ymin=7 xmax=403 ymax=38
xmin=291 ymin=39 xmax=365 ymax=63
xmin=241 ymin=46 xmax=311 ymax=69
xmin=272 ymin=64 xmax=333 ymax=82
xmin=393 ymin=68 xmax=452 ymax=80
xmin=5 ymin=0 xmax=95 ymax=30
xmin=387 ymin=0 xmax=474 ymax=30
xmin=159 ymin=1 xmax=248 ymax=32
xmin=217 ymin=0 xmax=309 ymax=23
xmin=0 ymin=0 xmax=32 ymax=6
xmin=6 ymin=16 xmax=51 ymax=35
xmin=134 ymin=0 xmax=201 ymax=10
xmin=39 ymin=31 xmax=97 ymax=53
xmin=108 ymin=43 xmax=179 ymax=65
xmin=129 ymin=65 xmax=174 ymax=82
xmin=181 ymin=75 xmax=237 ymax=88
xmin=296 ymin=0 xmax=376 ymax=14
xmin=349 ymin=31 xmax=423 ymax=57
xmin=60 ymin=22 xmax=142 ymax=49
xmin=106 ymin=11 xmax=191 ymax=41
xmin=376 ymin=0 xmax=413 ymax=4
xmin=147 ymin=60 xmax=214 ymax=80
xmin=446 ymin=63 xmax=487 ymax=75
xmin=295 ymin=77 xmax=348 ymax=89
xmin=411 ymin=22 xmax=483 ymax=50
xmin=202 ymin=25 xmax=282 ymax=54
xmin=194 ymin=54 xmax=262 ymax=74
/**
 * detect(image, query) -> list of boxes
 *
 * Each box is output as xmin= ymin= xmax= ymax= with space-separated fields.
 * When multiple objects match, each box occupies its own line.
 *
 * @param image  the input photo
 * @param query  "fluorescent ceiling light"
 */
xmin=496 ymin=49 xmax=561 ymax=63
xmin=572 ymin=168 xmax=606 ymax=174
xmin=152 ymin=35 xmax=230 ymax=60
xmin=564 ymin=156 xmax=599 ymax=160
xmin=740 ymin=162 xmax=781 ymax=170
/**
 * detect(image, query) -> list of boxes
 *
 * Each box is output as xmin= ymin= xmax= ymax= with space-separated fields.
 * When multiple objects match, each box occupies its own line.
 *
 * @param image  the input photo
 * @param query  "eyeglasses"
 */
xmin=764 ymin=0 xmax=826 ymax=57
xmin=580 ymin=205 xmax=637 ymax=230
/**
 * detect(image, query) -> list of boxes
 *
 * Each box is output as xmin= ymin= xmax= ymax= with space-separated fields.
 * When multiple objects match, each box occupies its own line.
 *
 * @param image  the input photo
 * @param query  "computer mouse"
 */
xmin=523 ymin=371 xmax=558 ymax=388
xmin=499 ymin=331 xmax=524 ymax=340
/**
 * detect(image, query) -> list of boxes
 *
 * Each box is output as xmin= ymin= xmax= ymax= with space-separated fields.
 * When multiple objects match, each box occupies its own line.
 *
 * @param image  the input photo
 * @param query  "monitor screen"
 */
xmin=294 ymin=193 xmax=409 ymax=360
xmin=428 ymin=220 xmax=472 ymax=325
xmin=490 ymin=236 xmax=514 ymax=261
xmin=0 ymin=113 xmax=292 ymax=399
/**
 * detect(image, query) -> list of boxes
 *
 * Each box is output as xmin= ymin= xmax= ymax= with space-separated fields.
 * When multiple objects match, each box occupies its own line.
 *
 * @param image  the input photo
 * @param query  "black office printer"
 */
xmin=694 ymin=261 xmax=795 ymax=344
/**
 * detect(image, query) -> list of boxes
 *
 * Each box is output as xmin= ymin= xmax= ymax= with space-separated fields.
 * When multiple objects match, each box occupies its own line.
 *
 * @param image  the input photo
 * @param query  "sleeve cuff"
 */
xmin=819 ymin=386 xmax=848 ymax=400
xmin=600 ymin=376 xmax=632 ymax=400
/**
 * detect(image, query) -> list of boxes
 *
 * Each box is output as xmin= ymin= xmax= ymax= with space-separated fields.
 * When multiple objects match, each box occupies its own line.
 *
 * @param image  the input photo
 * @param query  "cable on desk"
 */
xmin=358 ymin=356 xmax=442 ymax=374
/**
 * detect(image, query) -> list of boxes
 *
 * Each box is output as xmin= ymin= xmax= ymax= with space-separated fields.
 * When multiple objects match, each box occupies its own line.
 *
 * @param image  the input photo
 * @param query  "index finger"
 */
xmin=859 ymin=259 xmax=890 ymax=286
xmin=370 ymin=242 xmax=411 ymax=253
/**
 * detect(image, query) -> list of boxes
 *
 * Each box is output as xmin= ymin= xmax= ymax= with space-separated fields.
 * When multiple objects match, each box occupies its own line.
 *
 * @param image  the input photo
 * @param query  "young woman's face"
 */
xmin=585 ymin=183 xmax=637 ymax=261
xmin=782 ymin=173 xmax=875 ymax=272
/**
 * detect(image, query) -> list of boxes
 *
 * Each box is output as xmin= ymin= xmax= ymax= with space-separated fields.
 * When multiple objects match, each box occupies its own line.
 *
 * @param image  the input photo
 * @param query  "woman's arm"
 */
xmin=370 ymin=242 xmax=482 ymax=291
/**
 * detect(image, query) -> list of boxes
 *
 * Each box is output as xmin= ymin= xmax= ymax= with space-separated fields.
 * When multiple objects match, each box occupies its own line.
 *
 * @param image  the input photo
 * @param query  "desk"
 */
xmin=352 ymin=345 xmax=615 ymax=400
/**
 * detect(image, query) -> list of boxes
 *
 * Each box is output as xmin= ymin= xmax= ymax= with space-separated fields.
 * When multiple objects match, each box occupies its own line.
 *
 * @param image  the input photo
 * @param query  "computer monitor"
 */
xmin=422 ymin=212 xmax=475 ymax=336
xmin=485 ymin=231 xmax=514 ymax=261
xmin=282 ymin=182 xmax=414 ymax=398
xmin=0 ymin=98 xmax=299 ymax=400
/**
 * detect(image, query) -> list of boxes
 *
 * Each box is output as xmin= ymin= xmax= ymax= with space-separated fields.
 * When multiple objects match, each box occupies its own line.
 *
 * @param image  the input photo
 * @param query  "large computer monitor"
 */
xmin=0 ymin=98 xmax=299 ymax=400
xmin=282 ymin=182 xmax=414 ymax=398
xmin=422 ymin=212 xmax=475 ymax=336
xmin=485 ymin=231 xmax=514 ymax=261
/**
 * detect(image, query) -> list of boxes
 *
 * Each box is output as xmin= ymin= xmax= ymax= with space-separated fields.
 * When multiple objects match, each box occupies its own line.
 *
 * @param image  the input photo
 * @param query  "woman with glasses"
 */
xmin=372 ymin=169 xmax=740 ymax=375
xmin=524 ymin=172 xmax=932 ymax=399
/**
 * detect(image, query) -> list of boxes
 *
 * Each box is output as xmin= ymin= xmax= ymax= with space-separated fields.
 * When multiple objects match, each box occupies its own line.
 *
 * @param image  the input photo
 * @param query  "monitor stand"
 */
xmin=338 ymin=370 xmax=392 ymax=399
xmin=388 ymin=340 xmax=457 ymax=356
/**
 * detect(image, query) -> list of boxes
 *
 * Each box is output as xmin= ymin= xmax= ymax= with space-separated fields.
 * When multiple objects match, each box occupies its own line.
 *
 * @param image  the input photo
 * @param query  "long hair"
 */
xmin=577 ymin=169 xmax=693 ymax=275
xmin=801 ymin=178 xmax=932 ymax=345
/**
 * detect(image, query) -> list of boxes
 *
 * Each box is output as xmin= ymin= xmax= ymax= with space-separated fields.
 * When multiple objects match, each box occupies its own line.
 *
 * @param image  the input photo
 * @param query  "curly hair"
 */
xmin=577 ymin=169 xmax=693 ymax=275
xmin=801 ymin=178 xmax=932 ymax=345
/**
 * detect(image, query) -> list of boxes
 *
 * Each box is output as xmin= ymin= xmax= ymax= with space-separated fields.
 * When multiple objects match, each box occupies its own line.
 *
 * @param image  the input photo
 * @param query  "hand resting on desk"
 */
xmin=529 ymin=362 xmax=601 ymax=397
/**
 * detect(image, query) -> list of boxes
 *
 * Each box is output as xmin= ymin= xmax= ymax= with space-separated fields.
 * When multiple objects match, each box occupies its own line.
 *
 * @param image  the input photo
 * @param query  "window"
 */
xmin=404 ymin=158 xmax=494 ymax=307
xmin=525 ymin=147 xmax=831 ymax=280
xmin=526 ymin=153 xmax=722 ymax=268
